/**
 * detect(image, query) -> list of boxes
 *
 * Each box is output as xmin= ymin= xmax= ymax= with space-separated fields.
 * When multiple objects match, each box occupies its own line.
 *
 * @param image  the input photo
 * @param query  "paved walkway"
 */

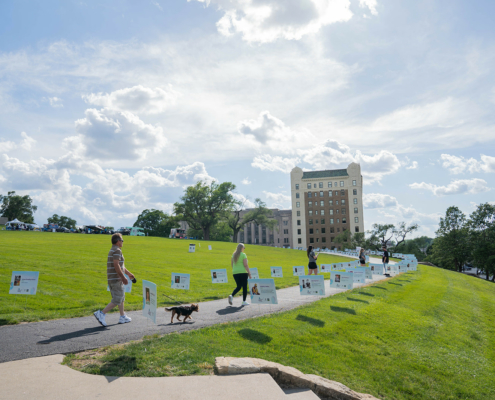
xmin=0 ymin=258 xmax=392 ymax=363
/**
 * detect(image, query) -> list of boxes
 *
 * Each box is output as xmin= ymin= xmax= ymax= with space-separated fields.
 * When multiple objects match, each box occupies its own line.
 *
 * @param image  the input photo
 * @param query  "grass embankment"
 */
xmin=65 ymin=266 xmax=495 ymax=400
xmin=0 ymin=231 xmax=351 ymax=325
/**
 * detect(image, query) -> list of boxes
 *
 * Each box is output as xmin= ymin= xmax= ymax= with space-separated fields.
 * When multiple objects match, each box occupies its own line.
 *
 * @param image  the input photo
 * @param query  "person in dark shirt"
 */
xmin=382 ymin=246 xmax=390 ymax=276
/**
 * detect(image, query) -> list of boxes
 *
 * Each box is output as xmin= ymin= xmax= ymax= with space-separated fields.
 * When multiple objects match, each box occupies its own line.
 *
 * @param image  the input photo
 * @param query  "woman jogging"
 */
xmin=228 ymin=243 xmax=251 ymax=306
xmin=359 ymin=248 xmax=366 ymax=266
xmin=307 ymin=245 xmax=318 ymax=275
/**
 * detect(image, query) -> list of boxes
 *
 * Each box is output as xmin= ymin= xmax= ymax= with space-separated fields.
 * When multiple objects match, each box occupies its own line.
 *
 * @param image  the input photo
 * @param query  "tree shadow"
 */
xmin=216 ymin=306 xmax=244 ymax=315
xmin=36 ymin=326 xmax=106 ymax=344
xmin=296 ymin=314 xmax=325 ymax=327
xmin=388 ymin=282 xmax=402 ymax=286
xmin=238 ymin=328 xmax=272 ymax=344
xmin=330 ymin=306 xmax=356 ymax=315
xmin=369 ymin=286 xmax=387 ymax=290
xmin=99 ymin=355 xmax=138 ymax=377
xmin=347 ymin=297 xmax=369 ymax=304
xmin=204 ymin=296 xmax=220 ymax=300
xmin=358 ymin=292 xmax=375 ymax=297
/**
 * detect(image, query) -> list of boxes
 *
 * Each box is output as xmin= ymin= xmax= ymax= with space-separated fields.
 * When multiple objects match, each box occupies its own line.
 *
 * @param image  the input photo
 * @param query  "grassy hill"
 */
xmin=0 ymin=231 xmax=353 ymax=325
xmin=65 ymin=265 xmax=495 ymax=400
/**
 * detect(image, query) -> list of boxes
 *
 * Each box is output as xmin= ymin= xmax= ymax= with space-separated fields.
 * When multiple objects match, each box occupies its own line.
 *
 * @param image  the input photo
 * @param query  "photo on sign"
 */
xmin=175 ymin=276 xmax=180 ymax=284
xmin=14 ymin=276 xmax=21 ymax=286
xmin=213 ymin=272 xmax=217 ymax=279
xmin=146 ymin=288 xmax=150 ymax=305
xmin=251 ymin=283 xmax=260 ymax=295
xmin=335 ymin=274 xmax=341 ymax=283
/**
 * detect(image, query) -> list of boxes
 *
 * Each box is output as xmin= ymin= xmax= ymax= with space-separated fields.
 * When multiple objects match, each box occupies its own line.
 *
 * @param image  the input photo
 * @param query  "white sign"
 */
xmin=363 ymin=267 xmax=372 ymax=279
xmin=107 ymin=275 xmax=133 ymax=293
xmin=142 ymin=280 xmax=157 ymax=324
xmin=208 ymin=245 xmax=212 ymax=250
xmin=250 ymin=268 xmax=259 ymax=279
xmin=271 ymin=267 xmax=283 ymax=278
xmin=249 ymin=278 xmax=278 ymax=304
xmin=211 ymin=269 xmax=228 ymax=283
xmin=189 ymin=243 xmax=196 ymax=253
xmin=369 ymin=263 xmax=384 ymax=275
xmin=299 ymin=275 xmax=325 ymax=296
xmin=293 ymin=266 xmax=305 ymax=276
xmin=346 ymin=267 xmax=366 ymax=283
xmin=320 ymin=264 xmax=333 ymax=273
xmin=9 ymin=271 xmax=39 ymax=295
xmin=171 ymin=273 xmax=190 ymax=290
xmin=330 ymin=272 xmax=353 ymax=289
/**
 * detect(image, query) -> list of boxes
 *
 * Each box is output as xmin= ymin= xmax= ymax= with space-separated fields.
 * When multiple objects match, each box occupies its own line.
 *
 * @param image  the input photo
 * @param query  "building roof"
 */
xmin=302 ymin=169 xmax=348 ymax=179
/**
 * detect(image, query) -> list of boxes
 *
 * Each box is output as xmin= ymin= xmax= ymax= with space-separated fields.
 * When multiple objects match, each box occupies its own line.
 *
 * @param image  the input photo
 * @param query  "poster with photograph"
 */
xmin=189 ymin=243 xmax=196 ymax=253
xmin=171 ymin=273 xmax=190 ymax=290
xmin=9 ymin=271 xmax=39 ymax=295
xmin=388 ymin=265 xmax=399 ymax=276
xmin=369 ymin=263 xmax=384 ymax=275
xmin=293 ymin=266 xmax=305 ymax=276
xmin=330 ymin=272 xmax=353 ymax=289
xmin=250 ymin=268 xmax=259 ymax=279
xmin=299 ymin=275 xmax=325 ymax=296
xmin=208 ymin=245 xmax=212 ymax=250
xmin=248 ymin=278 xmax=278 ymax=304
xmin=108 ymin=275 xmax=132 ymax=293
xmin=271 ymin=267 xmax=283 ymax=278
xmin=346 ymin=267 xmax=366 ymax=283
xmin=363 ymin=267 xmax=372 ymax=279
xmin=211 ymin=269 xmax=228 ymax=283
xmin=142 ymin=280 xmax=157 ymax=324
xmin=320 ymin=264 xmax=332 ymax=273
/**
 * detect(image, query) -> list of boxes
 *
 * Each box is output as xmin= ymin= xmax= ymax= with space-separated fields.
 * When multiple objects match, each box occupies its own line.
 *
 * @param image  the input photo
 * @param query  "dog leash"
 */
xmin=163 ymin=293 xmax=184 ymax=306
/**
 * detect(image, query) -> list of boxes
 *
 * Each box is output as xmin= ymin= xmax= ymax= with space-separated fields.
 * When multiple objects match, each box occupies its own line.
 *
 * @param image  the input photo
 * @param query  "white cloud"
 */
xmin=83 ymin=85 xmax=179 ymax=115
xmin=406 ymin=161 xmax=418 ymax=170
xmin=241 ymin=177 xmax=251 ymax=185
xmin=359 ymin=0 xmax=377 ymax=15
xmin=251 ymin=154 xmax=300 ymax=173
xmin=152 ymin=1 xmax=163 ymax=11
xmin=195 ymin=0 xmax=354 ymax=43
xmin=20 ymin=132 xmax=36 ymax=151
xmin=232 ymin=192 xmax=256 ymax=208
xmin=355 ymin=150 xmax=401 ymax=184
xmin=72 ymin=108 xmax=167 ymax=160
xmin=441 ymin=154 xmax=495 ymax=174
xmin=410 ymin=179 xmax=490 ymax=196
xmin=48 ymin=97 xmax=64 ymax=108
xmin=263 ymin=190 xmax=290 ymax=208
xmin=363 ymin=193 xmax=398 ymax=209
xmin=0 ymin=140 xmax=16 ymax=152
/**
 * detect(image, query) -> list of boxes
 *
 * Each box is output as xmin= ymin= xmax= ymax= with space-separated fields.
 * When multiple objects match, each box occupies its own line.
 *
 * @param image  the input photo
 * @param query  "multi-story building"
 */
xmin=290 ymin=163 xmax=364 ymax=249
xmin=237 ymin=208 xmax=293 ymax=248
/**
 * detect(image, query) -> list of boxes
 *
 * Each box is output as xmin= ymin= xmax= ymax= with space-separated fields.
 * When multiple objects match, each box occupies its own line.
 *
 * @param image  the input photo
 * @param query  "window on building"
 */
xmin=309 ymin=210 xmax=313 ymax=216
xmin=297 ymin=211 xmax=300 ymax=216
xmin=354 ymin=208 xmax=358 ymax=214
xmin=336 ymin=209 xmax=339 ymax=214
xmin=354 ymin=217 xmax=359 ymax=223
xmin=335 ymin=191 xmax=339 ymax=196
xmin=283 ymin=220 xmax=288 ymax=225
xmin=353 ymin=198 xmax=357 ymax=204
xmin=352 ymin=180 xmax=356 ymax=186
xmin=337 ymin=218 xmax=340 ymax=223
xmin=315 ymin=210 xmax=319 ymax=215
xmin=328 ymin=182 xmax=332 ymax=188
xmin=314 ymin=184 xmax=317 ymax=188
xmin=321 ymin=228 xmax=326 ymax=234
xmin=284 ymin=229 xmax=289 ymax=234
xmin=329 ymin=200 xmax=333 ymax=206
xmin=319 ymin=182 xmax=323 ymax=188
xmin=309 ymin=219 xmax=313 ymax=225
xmin=314 ymin=192 xmax=318 ymax=197
xmin=321 ymin=210 xmax=325 ymax=216
xmin=296 ymin=184 xmax=299 ymax=190
xmin=321 ymin=218 xmax=325 ymax=224
xmin=308 ymin=192 xmax=312 ymax=198
xmin=340 ymin=181 xmax=344 ymax=187
xmin=341 ymin=189 xmax=345 ymax=196
xmin=316 ymin=229 xmax=319 ymax=234
xmin=343 ymin=218 xmax=347 ymax=224
xmin=337 ymin=228 xmax=340 ymax=232
xmin=320 ymin=200 xmax=324 ymax=206
xmin=328 ymin=190 xmax=333 ymax=197
xmin=307 ymin=183 xmax=311 ymax=189
xmin=308 ymin=201 xmax=312 ymax=207
xmin=298 ymin=238 xmax=302 ymax=244
xmin=342 ymin=199 xmax=346 ymax=205
xmin=284 ymin=238 xmax=289 ymax=244
xmin=355 ymin=227 xmax=359 ymax=233
xmin=315 ymin=219 xmax=319 ymax=224
xmin=296 ymin=202 xmax=300 ymax=208
xmin=353 ymin=189 xmax=357 ymax=195
xmin=278 ymin=238 xmax=280 ymax=243
xmin=331 ymin=236 xmax=334 ymax=242
xmin=330 ymin=227 xmax=334 ymax=233
xmin=319 ymin=191 xmax=323 ymax=197
xmin=336 ymin=200 xmax=339 ymax=205
xmin=330 ymin=218 xmax=334 ymax=224
xmin=322 ymin=237 xmax=326 ymax=243
xmin=296 ymin=192 xmax=300 ymax=199
xmin=297 ymin=220 xmax=301 ymax=225
xmin=342 ymin=208 xmax=346 ymax=215
xmin=310 ymin=237 xmax=314 ymax=243
xmin=298 ymin=229 xmax=301 ymax=234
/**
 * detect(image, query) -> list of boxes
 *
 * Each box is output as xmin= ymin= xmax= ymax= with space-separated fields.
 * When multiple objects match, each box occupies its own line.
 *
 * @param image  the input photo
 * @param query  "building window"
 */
xmin=336 ymin=200 xmax=339 ymax=205
xmin=337 ymin=228 xmax=340 ymax=232
xmin=340 ymin=181 xmax=344 ymax=187
xmin=321 ymin=210 xmax=325 ymax=216
xmin=314 ymin=184 xmax=317 ymax=188
xmin=315 ymin=210 xmax=319 ymax=215
xmin=353 ymin=189 xmax=357 ymax=195
xmin=322 ymin=237 xmax=326 ymax=243
xmin=307 ymin=183 xmax=311 ymax=189
xmin=316 ymin=229 xmax=319 ymax=234
xmin=320 ymin=200 xmax=324 ymax=206
xmin=329 ymin=200 xmax=333 ymax=206
xmin=352 ymin=180 xmax=356 ymax=186
xmin=284 ymin=238 xmax=289 ymax=244
xmin=315 ymin=219 xmax=319 ymax=224
xmin=308 ymin=201 xmax=312 ymax=207
xmin=278 ymin=238 xmax=280 ymax=243
xmin=316 ymin=238 xmax=320 ymax=243
xmin=354 ymin=217 xmax=359 ymax=223
xmin=296 ymin=192 xmax=300 ymax=198
xmin=283 ymin=220 xmax=288 ymax=225
xmin=330 ymin=218 xmax=334 ymax=224
xmin=309 ymin=210 xmax=313 ymax=216
xmin=319 ymin=191 xmax=323 ymax=197
xmin=298 ymin=238 xmax=302 ymax=244
xmin=353 ymin=198 xmax=357 ymax=204
xmin=309 ymin=219 xmax=313 ymax=225
xmin=341 ymin=190 xmax=345 ymax=196
xmin=330 ymin=227 xmax=334 ymax=233
xmin=328 ymin=190 xmax=332 ymax=197
xmin=337 ymin=218 xmax=340 ymax=223
xmin=297 ymin=220 xmax=301 ymax=225
xmin=314 ymin=192 xmax=318 ymax=197
xmin=331 ymin=236 xmax=334 ymax=242
xmin=283 ymin=229 xmax=289 ymax=234
xmin=335 ymin=191 xmax=339 ymax=196
xmin=342 ymin=208 xmax=346 ymax=215
xmin=355 ymin=227 xmax=359 ymax=233
xmin=328 ymin=182 xmax=332 ymax=188
xmin=321 ymin=228 xmax=326 ymax=234
xmin=296 ymin=184 xmax=299 ymax=190
xmin=321 ymin=219 xmax=325 ymax=224
xmin=319 ymin=182 xmax=323 ymax=188
xmin=298 ymin=229 xmax=301 ymax=234
xmin=310 ymin=238 xmax=314 ymax=243
xmin=297 ymin=211 xmax=300 ymax=216
xmin=296 ymin=202 xmax=300 ymax=208
xmin=343 ymin=218 xmax=347 ymax=224
xmin=342 ymin=199 xmax=346 ymax=205
xmin=354 ymin=207 xmax=358 ymax=214
xmin=308 ymin=192 xmax=312 ymax=198
xmin=336 ymin=209 xmax=339 ymax=214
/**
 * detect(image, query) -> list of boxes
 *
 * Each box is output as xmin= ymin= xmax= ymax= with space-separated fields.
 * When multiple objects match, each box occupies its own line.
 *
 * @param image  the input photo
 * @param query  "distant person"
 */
xmin=382 ymin=246 xmax=390 ymax=276
xmin=94 ymin=233 xmax=135 ymax=327
xmin=228 ymin=243 xmax=251 ymax=306
xmin=359 ymin=248 xmax=366 ymax=266
xmin=307 ymin=246 xmax=318 ymax=275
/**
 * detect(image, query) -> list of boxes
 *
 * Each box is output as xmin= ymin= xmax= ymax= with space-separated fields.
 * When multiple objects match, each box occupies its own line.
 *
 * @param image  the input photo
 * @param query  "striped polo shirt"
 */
xmin=107 ymin=245 xmax=125 ymax=283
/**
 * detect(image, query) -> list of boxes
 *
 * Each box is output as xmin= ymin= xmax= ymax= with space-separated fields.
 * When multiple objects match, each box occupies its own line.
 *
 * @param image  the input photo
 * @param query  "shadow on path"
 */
xmin=330 ymin=306 xmax=356 ymax=315
xmin=216 ymin=306 xmax=244 ymax=315
xmin=296 ymin=314 xmax=325 ymax=327
xmin=36 ymin=326 xmax=107 ymax=344
xmin=238 ymin=328 xmax=272 ymax=344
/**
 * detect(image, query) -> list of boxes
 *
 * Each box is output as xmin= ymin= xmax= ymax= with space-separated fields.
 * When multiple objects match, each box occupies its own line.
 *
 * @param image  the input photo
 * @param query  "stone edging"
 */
xmin=215 ymin=357 xmax=379 ymax=400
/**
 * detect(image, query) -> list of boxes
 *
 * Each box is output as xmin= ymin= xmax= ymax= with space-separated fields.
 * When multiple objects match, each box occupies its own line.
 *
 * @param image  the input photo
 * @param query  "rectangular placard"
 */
xmin=249 ymin=278 xmax=278 ymax=304
xmin=208 ymin=245 xmax=212 ymax=250
xmin=369 ymin=263 xmax=384 ymax=275
xmin=9 ymin=271 xmax=39 ymax=295
xmin=188 ymin=244 xmax=196 ymax=253
xmin=330 ymin=272 xmax=353 ymax=289
xmin=299 ymin=275 xmax=325 ymax=296
xmin=270 ymin=267 xmax=283 ymax=278
xmin=346 ymin=267 xmax=366 ymax=283
xmin=250 ymin=268 xmax=259 ymax=279
xmin=320 ymin=264 xmax=333 ymax=273
xmin=171 ymin=273 xmax=190 ymax=290
xmin=293 ymin=266 xmax=305 ymax=276
xmin=363 ymin=267 xmax=372 ymax=279
xmin=211 ymin=269 xmax=228 ymax=283
xmin=142 ymin=280 xmax=157 ymax=324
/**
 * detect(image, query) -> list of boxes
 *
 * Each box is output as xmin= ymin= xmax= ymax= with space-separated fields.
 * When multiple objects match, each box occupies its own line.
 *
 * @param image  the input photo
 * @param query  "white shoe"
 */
xmin=241 ymin=301 xmax=250 ymax=306
xmin=228 ymin=295 xmax=233 ymax=305
xmin=118 ymin=314 xmax=132 ymax=324
xmin=94 ymin=310 xmax=107 ymax=327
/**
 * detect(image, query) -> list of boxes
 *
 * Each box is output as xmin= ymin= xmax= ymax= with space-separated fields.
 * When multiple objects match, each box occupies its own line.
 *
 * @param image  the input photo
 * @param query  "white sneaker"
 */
xmin=94 ymin=310 xmax=107 ymax=327
xmin=118 ymin=314 xmax=132 ymax=324
xmin=228 ymin=295 xmax=233 ymax=305
xmin=241 ymin=301 xmax=250 ymax=306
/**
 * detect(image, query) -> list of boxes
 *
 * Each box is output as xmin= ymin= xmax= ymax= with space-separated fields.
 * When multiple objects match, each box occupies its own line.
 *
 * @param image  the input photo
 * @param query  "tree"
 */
xmin=0 ymin=191 xmax=37 ymax=223
xmin=334 ymin=230 xmax=365 ymax=249
xmin=187 ymin=220 xmax=232 ymax=242
xmin=173 ymin=181 xmax=236 ymax=241
xmin=133 ymin=209 xmax=178 ymax=237
xmin=367 ymin=223 xmax=395 ymax=250
xmin=391 ymin=222 xmax=419 ymax=252
xmin=468 ymin=203 xmax=495 ymax=281
xmin=47 ymin=214 xmax=77 ymax=229
xmin=227 ymin=198 xmax=277 ymax=242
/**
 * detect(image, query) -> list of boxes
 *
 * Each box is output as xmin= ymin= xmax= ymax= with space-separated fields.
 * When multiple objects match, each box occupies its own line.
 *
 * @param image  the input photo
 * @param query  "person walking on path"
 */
xmin=228 ymin=243 xmax=251 ymax=306
xmin=307 ymin=245 xmax=318 ymax=275
xmin=359 ymin=248 xmax=366 ymax=266
xmin=382 ymin=246 xmax=390 ymax=276
xmin=94 ymin=233 xmax=136 ymax=327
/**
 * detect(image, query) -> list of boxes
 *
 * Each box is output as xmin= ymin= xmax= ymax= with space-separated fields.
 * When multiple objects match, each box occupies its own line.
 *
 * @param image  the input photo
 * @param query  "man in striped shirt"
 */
xmin=94 ymin=233 xmax=135 ymax=327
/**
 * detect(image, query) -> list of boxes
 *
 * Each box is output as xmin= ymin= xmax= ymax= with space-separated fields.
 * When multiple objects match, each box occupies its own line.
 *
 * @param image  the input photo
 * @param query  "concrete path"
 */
xmin=0 ymin=259 xmax=392 ymax=363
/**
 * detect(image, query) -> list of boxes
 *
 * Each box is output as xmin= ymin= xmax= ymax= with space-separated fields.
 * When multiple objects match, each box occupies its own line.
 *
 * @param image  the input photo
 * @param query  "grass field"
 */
xmin=0 ymin=231 xmax=353 ymax=325
xmin=64 ymin=265 xmax=495 ymax=400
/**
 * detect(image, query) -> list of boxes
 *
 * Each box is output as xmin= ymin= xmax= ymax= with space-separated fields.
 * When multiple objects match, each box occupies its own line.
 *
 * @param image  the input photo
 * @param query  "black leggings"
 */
xmin=232 ymin=273 xmax=249 ymax=301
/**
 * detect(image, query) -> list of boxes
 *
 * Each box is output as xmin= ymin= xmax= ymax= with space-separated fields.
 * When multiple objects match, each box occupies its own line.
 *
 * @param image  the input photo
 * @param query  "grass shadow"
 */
xmin=369 ymin=286 xmax=387 ymax=290
xmin=347 ymin=297 xmax=369 ymax=304
xmin=388 ymin=282 xmax=403 ymax=286
xmin=330 ymin=306 xmax=356 ymax=315
xmin=99 ymin=355 xmax=138 ymax=377
xmin=296 ymin=314 xmax=325 ymax=327
xmin=358 ymin=292 xmax=375 ymax=297
xmin=238 ymin=328 xmax=272 ymax=344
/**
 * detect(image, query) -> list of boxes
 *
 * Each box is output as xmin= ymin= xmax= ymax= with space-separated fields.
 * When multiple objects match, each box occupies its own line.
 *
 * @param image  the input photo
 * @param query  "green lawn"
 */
xmin=0 ymin=231 xmax=352 ymax=325
xmin=65 ymin=266 xmax=495 ymax=400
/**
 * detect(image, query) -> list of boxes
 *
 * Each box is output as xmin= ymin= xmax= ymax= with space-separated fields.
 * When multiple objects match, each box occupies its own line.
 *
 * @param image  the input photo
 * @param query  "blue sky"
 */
xmin=0 ymin=0 xmax=493 ymax=236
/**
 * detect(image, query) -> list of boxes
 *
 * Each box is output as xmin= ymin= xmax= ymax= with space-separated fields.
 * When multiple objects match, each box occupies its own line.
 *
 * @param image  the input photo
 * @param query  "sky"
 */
xmin=0 ymin=0 xmax=494 ymax=237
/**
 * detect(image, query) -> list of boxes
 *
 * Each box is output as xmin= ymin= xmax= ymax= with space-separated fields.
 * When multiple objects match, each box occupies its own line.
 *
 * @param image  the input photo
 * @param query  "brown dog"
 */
xmin=165 ymin=304 xmax=199 ymax=323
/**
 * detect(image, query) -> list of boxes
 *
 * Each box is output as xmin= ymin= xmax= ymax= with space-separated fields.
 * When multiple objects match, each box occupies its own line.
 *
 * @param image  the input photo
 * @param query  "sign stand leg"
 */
xmin=24 ymin=295 xmax=27 ymax=311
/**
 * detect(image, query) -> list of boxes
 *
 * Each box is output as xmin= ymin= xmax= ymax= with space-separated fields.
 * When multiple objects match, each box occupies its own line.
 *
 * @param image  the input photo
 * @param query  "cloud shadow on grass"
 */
xmin=238 ymin=328 xmax=272 ymax=344
xmin=330 ymin=306 xmax=356 ymax=315
xmin=296 ymin=314 xmax=325 ymax=327
xmin=347 ymin=297 xmax=368 ymax=304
